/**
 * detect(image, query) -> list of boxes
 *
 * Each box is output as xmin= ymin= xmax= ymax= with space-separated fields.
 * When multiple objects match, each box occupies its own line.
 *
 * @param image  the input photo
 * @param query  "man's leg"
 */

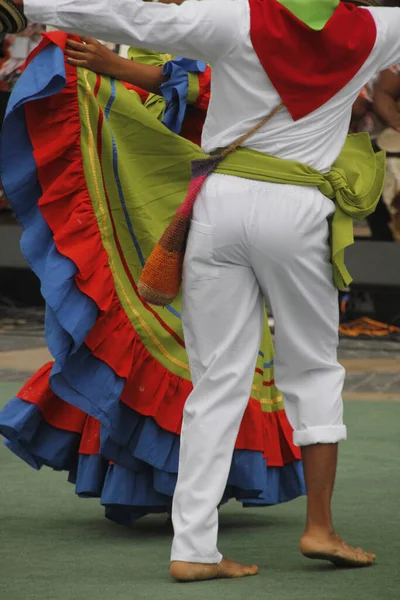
xmin=251 ymin=184 xmax=375 ymax=567
xmin=299 ymin=443 xmax=375 ymax=565
xmin=170 ymin=215 xmax=263 ymax=581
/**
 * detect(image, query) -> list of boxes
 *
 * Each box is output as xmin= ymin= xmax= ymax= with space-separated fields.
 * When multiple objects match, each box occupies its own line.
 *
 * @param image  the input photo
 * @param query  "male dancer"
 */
xmin=2 ymin=0 xmax=400 ymax=583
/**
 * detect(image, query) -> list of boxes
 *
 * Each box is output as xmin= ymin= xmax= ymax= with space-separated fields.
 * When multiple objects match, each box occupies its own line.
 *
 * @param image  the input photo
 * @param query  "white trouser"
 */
xmin=171 ymin=174 xmax=346 ymax=564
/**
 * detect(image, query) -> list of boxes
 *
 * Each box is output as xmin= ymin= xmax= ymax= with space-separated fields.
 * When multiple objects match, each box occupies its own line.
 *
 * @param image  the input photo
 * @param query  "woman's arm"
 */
xmin=65 ymin=37 xmax=166 ymax=94
xmin=373 ymin=69 xmax=400 ymax=132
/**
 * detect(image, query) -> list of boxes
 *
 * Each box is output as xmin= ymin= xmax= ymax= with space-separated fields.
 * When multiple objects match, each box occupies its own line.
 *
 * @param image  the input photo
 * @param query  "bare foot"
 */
xmin=170 ymin=557 xmax=259 ymax=582
xmin=300 ymin=531 xmax=376 ymax=568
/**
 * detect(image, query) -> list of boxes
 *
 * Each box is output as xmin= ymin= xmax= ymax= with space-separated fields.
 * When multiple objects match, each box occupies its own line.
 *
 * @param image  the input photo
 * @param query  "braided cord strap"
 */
xmin=138 ymin=103 xmax=284 ymax=306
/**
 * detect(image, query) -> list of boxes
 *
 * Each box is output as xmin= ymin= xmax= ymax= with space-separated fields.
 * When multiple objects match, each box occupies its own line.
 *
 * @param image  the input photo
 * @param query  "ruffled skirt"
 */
xmin=0 ymin=32 xmax=305 ymax=526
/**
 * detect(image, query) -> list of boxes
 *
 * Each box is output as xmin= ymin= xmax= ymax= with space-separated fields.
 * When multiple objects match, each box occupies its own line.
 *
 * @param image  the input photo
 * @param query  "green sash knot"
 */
xmin=214 ymin=133 xmax=385 ymax=290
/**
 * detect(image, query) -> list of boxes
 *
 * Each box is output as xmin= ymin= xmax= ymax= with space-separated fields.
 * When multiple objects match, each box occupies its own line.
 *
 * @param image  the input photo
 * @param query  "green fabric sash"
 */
xmin=213 ymin=133 xmax=385 ymax=290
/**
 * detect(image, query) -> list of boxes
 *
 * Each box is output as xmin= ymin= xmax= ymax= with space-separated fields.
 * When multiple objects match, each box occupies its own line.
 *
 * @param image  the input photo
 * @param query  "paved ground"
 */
xmin=339 ymin=338 xmax=400 ymax=399
xmin=0 ymin=312 xmax=399 ymax=397
xmin=1 ymin=387 xmax=399 ymax=600
xmin=1 ymin=310 xmax=399 ymax=600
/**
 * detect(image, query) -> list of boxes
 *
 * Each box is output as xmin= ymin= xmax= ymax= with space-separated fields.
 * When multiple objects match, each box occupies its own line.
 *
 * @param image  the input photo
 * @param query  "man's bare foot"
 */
xmin=170 ymin=557 xmax=259 ymax=582
xmin=300 ymin=531 xmax=376 ymax=568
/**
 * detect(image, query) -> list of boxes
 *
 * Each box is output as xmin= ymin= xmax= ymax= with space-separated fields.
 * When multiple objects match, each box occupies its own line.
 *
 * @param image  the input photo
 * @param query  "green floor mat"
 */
xmin=0 ymin=383 xmax=399 ymax=600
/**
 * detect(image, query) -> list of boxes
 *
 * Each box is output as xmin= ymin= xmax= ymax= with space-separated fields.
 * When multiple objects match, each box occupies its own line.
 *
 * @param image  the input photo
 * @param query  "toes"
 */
xmin=351 ymin=549 xmax=376 ymax=565
xmin=352 ymin=547 xmax=376 ymax=563
xmin=365 ymin=552 xmax=376 ymax=562
xmin=221 ymin=560 xmax=259 ymax=578
xmin=246 ymin=565 xmax=259 ymax=576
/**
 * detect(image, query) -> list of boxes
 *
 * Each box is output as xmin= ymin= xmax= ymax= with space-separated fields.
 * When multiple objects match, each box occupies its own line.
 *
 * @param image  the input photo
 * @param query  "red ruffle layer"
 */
xmin=17 ymin=362 xmax=100 ymax=454
xmin=17 ymin=363 xmax=299 ymax=466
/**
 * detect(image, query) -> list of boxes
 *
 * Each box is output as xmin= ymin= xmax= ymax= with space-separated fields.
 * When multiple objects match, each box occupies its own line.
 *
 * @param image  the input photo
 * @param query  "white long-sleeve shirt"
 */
xmin=24 ymin=0 xmax=400 ymax=171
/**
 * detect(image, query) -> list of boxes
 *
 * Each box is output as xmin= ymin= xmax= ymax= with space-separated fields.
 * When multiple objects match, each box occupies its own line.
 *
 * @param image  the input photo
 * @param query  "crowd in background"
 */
xmin=351 ymin=63 xmax=400 ymax=241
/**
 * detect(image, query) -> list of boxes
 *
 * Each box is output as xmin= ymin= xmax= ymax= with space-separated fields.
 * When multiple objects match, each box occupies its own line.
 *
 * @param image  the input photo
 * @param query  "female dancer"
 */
xmin=0 ymin=31 xmax=305 ymax=527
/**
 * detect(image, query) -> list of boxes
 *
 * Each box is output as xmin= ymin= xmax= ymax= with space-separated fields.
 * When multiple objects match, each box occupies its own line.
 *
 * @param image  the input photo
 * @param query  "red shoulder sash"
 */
xmin=249 ymin=0 xmax=377 ymax=120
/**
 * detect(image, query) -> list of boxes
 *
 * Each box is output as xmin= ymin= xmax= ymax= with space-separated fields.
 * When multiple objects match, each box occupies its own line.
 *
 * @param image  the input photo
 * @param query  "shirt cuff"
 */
xmin=24 ymin=0 xmax=58 ymax=27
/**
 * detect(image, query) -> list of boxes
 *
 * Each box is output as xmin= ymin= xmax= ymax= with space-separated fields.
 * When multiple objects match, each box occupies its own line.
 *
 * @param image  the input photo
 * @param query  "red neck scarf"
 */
xmin=249 ymin=0 xmax=377 ymax=120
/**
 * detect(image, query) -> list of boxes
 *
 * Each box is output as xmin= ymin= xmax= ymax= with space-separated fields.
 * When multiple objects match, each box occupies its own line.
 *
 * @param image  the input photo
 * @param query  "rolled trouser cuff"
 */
xmin=294 ymin=425 xmax=347 ymax=447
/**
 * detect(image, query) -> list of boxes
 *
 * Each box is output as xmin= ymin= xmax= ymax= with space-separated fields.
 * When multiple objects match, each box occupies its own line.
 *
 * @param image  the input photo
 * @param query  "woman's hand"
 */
xmin=65 ymin=36 xmax=166 ymax=94
xmin=65 ymin=36 xmax=120 ymax=77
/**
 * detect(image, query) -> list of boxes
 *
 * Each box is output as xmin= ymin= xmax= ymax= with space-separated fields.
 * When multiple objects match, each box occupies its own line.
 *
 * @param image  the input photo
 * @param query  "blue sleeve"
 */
xmin=160 ymin=57 xmax=206 ymax=135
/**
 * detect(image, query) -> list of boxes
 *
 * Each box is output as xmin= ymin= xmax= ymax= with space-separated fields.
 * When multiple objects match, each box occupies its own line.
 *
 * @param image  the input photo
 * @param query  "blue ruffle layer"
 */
xmin=0 ymin=397 xmax=80 ymax=471
xmin=0 ymin=397 xmax=305 ymax=526
xmin=160 ymin=57 xmax=206 ymax=134
xmin=0 ymin=39 xmax=305 ymax=525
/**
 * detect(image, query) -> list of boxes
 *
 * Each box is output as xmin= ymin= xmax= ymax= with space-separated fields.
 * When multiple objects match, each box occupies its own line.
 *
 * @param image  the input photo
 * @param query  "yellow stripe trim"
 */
xmin=260 ymin=395 xmax=283 ymax=407
xmin=81 ymin=70 xmax=190 ymax=373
